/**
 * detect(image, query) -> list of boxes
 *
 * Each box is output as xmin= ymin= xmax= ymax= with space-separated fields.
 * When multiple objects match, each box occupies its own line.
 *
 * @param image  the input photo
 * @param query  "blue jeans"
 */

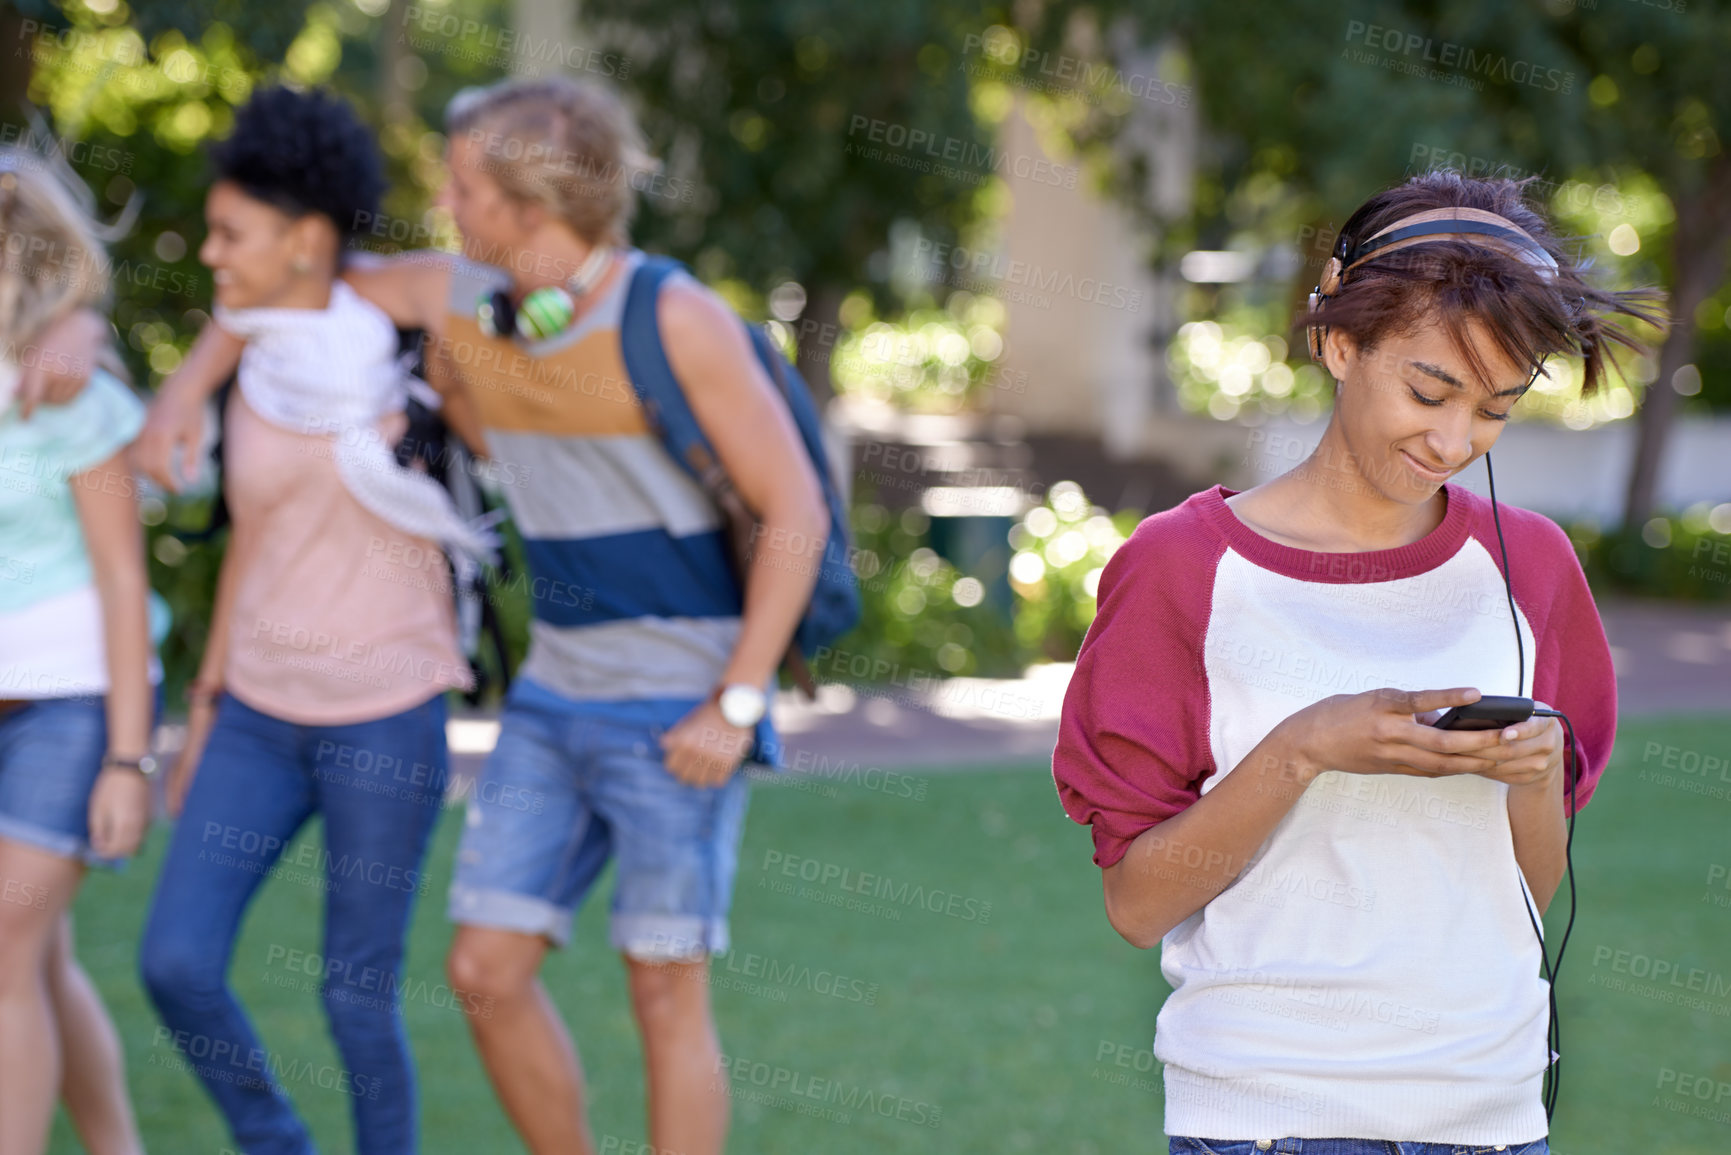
xmin=1171 ymin=1139 xmax=1549 ymax=1154
xmin=0 ymin=696 xmax=111 ymax=862
xmin=139 ymin=692 xmax=448 ymax=1155
xmin=0 ymin=689 xmax=163 ymax=864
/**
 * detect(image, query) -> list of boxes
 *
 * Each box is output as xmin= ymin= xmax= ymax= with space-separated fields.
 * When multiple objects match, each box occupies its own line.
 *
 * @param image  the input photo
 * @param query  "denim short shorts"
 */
xmin=0 ymin=695 xmax=114 ymax=864
xmin=1170 ymin=1138 xmax=1549 ymax=1155
xmin=447 ymin=678 xmax=750 ymax=960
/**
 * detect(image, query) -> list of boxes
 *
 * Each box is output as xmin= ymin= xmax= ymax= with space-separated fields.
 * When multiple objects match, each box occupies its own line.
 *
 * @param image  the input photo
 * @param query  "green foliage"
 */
xmin=1007 ymin=482 xmax=1135 ymax=664
xmin=128 ymin=0 xmax=317 ymax=65
xmin=140 ymin=494 xmax=221 ymax=708
xmin=824 ymin=289 xmax=1010 ymax=413
xmin=829 ymin=477 xmax=1145 ymax=682
xmin=577 ymin=0 xmax=1017 ymax=311
xmin=1572 ymin=506 xmax=1731 ymax=602
xmin=21 ymin=0 xmax=519 ymax=397
xmin=1069 ymin=0 xmax=1730 ymax=529
xmin=1165 ymin=316 xmax=1330 ymax=424
xmin=831 ymin=495 xmax=1026 ymax=681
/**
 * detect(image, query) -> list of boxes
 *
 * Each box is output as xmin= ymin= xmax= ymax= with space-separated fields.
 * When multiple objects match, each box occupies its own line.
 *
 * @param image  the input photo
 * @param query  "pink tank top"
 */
xmin=222 ymin=389 xmax=472 ymax=725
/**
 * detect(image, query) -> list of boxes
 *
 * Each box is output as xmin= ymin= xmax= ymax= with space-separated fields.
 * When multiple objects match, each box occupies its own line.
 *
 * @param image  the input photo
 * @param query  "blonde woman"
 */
xmin=0 ymin=146 xmax=158 ymax=1155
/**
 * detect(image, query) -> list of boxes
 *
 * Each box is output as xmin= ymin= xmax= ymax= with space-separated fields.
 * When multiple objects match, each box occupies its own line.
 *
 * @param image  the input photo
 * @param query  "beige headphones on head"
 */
xmin=1306 ymin=206 xmax=1560 ymax=360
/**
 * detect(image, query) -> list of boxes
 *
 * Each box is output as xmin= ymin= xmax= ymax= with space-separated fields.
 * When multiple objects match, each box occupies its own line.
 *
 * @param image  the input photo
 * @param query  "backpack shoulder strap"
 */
xmin=618 ymin=254 xmax=728 ymax=492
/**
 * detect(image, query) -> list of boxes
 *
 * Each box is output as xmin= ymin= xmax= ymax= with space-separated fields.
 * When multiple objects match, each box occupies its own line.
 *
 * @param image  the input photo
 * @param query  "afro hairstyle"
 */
xmin=209 ymin=85 xmax=385 ymax=243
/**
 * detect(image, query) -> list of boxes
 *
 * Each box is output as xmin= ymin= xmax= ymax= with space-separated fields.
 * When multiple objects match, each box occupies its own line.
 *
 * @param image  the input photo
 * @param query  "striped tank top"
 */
xmin=440 ymin=250 xmax=746 ymax=703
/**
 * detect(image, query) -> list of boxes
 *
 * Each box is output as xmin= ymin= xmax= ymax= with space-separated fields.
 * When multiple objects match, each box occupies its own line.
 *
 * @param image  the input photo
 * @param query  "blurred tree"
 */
xmin=1042 ymin=0 xmax=1726 ymax=529
xmin=126 ymin=0 xmax=314 ymax=61
xmin=13 ymin=0 xmax=516 ymax=699
xmin=1 ymin=1 xmax=59 ymax=118
xmin=1537 ymin=9 xmax=1731 ymax=528
xmin=577 ymin=0 xmax=1018 ymax=402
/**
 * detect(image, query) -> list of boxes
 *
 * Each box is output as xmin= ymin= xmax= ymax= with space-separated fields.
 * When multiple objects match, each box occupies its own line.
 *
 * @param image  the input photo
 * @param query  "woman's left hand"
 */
xmin=1466 ymin=702 xmax=1566 ymax=791
xmin=88 ymin=766 xmax=152 ymax=859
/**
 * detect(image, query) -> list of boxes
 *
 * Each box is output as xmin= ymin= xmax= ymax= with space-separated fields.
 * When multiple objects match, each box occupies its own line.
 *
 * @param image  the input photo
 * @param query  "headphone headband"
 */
xmin=1306 ymin=207 xmax=1558 ymax=360
xmin=1345 ymin=207 xmax=1558 ymax=278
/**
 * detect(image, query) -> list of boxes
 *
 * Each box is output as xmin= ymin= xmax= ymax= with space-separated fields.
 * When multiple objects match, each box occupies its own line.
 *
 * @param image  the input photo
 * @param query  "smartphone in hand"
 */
xmin=1428 ymin=696 xmax=1535 ymax=731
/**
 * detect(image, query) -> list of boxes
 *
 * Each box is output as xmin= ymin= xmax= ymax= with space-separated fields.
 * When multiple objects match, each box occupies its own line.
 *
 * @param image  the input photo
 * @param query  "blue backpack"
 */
xmin=619 ymin=254 xmax=860 ymax=697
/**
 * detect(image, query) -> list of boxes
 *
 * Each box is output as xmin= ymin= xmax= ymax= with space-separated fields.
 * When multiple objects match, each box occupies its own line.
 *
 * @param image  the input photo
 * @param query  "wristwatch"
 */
xmin=716 ymin=684 xmax=768 ymax=729
xmin=103 ymin=753 xmax=160 ymax=779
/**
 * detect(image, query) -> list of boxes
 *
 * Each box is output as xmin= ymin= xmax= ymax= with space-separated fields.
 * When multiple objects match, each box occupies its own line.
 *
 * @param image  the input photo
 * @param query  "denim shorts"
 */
xmin=447 ymin=678 xmax=750 ymax=960
xmin=0 ymin=695 xmax=115 ymax=864
xmin=1170 ymin=1138 xmax=1549 ymax=1155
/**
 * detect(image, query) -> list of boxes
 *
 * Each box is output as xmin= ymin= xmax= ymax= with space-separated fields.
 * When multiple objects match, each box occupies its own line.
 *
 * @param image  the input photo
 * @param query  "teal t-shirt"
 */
xmin=0 ymin=368 xmax=170 ymax=639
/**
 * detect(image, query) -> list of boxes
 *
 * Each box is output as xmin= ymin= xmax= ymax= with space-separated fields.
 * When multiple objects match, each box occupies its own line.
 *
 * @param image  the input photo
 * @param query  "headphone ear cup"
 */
xmin=477 ymin=290 xmax=514 ymax=340
xmin=515 ymin=286 xmax=576 ymax=342
xmin=1306 ymin=256 xmax=1343 ymax=362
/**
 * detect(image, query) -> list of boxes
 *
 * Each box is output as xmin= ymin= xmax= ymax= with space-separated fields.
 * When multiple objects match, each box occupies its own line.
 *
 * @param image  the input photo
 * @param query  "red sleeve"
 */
xmin=1051 ymin=501 xmax=1224 ymax=867
xmin=1477 ymin=505 xmax=1617 ymax=814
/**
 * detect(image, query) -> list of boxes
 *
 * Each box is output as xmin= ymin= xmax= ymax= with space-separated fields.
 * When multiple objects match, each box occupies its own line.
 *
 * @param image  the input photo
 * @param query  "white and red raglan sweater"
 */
xmin=1053 ymin=483 xmax=1616 ymax=1145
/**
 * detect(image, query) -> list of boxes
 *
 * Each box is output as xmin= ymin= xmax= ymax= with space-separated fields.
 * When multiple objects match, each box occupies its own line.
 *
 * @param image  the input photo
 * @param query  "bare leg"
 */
xmin=446 ymin=925 xmax=595 ymax=1155
xmin=49 ymin=915 xmax=145 ymax=1155
xmin=0 ymin=837 xmax=83 ymax=1155
xmin=626 ymin=956 xmax=727 ymax=1155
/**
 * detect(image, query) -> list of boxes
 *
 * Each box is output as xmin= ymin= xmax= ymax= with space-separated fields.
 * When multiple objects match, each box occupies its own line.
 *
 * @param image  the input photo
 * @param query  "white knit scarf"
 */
xmin=213 ymin=280 xmax=499 ymax=562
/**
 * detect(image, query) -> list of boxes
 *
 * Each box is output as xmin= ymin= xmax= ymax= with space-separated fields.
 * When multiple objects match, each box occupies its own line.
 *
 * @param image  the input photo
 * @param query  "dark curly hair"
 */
xmin=209 ymin=85 xmax=384 ymax=244
xmin=1303 ymin=171 xmax=1667 ymax=397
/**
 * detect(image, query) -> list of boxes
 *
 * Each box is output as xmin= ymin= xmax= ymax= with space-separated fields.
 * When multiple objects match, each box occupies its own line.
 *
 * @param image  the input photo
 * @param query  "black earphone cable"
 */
xmin=1520 ymin=708 xmax=1579 ymax=1122
xmin=1488 ymin=449 xmax=1580 ymax=1127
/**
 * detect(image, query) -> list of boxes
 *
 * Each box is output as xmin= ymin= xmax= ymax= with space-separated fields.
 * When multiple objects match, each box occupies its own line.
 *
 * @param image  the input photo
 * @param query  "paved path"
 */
xmin=441 ymin=599 xmax=1731 ymax=778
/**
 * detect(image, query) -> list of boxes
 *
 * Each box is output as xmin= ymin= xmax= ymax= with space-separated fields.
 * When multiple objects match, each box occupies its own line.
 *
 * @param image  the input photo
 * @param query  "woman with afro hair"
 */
xmin=136 ymin=86 xmax=486 ymax=1155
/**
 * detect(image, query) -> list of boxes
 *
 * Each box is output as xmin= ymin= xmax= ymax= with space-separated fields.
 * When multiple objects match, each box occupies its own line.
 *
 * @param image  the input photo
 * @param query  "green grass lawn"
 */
xmin=51 ymin=714 xmax=1731 ymax=1154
